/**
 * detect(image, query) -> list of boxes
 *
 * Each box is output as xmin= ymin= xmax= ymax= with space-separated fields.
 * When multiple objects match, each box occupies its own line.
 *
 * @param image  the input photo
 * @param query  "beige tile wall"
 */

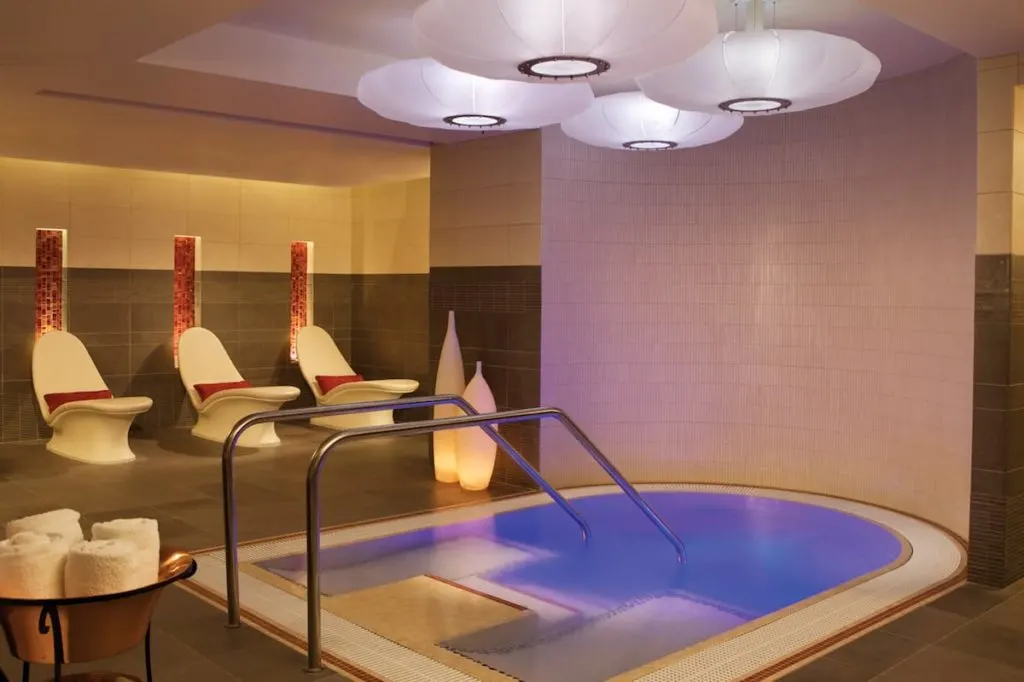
xmin=351 ymin=178 xmax=430 ymax=274
xmin=539 ymin=57 xmax=978 ymax=537
xmin=430 ymin=131 xmax=542 ymax=267
xmin=977 ymin=54 xmax=1024 ymax=255
xmin=0 ymin=157 xmax=432 ymax=274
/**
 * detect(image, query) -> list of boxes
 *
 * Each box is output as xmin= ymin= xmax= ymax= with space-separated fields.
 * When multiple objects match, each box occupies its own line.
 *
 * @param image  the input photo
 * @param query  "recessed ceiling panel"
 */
xmin=140 ymin=0 xmax=963 ymax=100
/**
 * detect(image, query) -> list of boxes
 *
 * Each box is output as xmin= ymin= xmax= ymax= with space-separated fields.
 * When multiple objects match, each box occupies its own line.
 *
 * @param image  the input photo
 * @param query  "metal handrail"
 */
xmin=304 ymin=407 xmax=687 ymax=671
xmin=220 ymin=394 xmax=589 ymax=627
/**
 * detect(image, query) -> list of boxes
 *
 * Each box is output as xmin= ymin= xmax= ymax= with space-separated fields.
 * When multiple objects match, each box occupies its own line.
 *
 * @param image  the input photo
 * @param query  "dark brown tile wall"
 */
xmin=199 ymin=271 xmax=310 ymax=407
xmin=970 ymin=254 xmax=1024 ymax=586
xmin=1 ymin=267 xmax=45 ymax=441
xmin=0 ymin=268 xmax=429 ymax=443
xmin=429 ymin=266 xmax=541 ymax=487
xmin=311 ymin=273 xmax=354 ymax=362
xmin=350 ymin=274 xmax=431 ymax=420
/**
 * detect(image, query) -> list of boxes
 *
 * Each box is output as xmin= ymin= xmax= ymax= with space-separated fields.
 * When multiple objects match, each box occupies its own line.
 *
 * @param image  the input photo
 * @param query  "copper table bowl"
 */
xmin=0 ymin=548 xmax=196 ymax=666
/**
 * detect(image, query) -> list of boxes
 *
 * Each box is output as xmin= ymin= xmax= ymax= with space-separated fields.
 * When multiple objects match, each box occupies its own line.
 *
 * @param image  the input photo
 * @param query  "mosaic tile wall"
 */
xmin=539 ymin=57 xmax=978 ymax=538
xmin=33 ymin=228 xmax=66 ymax=338
xmin=289 ymin=241 xmax=311 ymax=362
xmin=172 ymin=235 xmax=198 ymax=366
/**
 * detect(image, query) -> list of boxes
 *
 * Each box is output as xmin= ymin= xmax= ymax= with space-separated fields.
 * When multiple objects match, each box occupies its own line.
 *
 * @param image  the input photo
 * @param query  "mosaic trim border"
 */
xmin=172 ymin=235 xmax=200 ymax=367
xmin=182 ymin=484 xmax=966 ymax=682
xmin=289 ymin=241 xmax=313 ymax=363
xmin=34 ymin=228 xmax=67 ymax=338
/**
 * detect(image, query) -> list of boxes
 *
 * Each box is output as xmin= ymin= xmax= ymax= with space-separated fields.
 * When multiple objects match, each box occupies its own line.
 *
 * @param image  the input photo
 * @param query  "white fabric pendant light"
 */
xmin=561 ymin=92 xmax=743 ymax=151
xmin=357 ymin=58 xmax=593 ymax=130
xmin=413 ymin=0 xmax=719 ymax=82
xmin=638 ymin=0 xmax=881 ymax=115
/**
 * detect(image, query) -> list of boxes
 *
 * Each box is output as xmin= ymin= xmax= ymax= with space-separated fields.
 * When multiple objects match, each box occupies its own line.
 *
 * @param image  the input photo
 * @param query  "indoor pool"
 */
xmin=257 ymin=491 xmax=906 ymax=682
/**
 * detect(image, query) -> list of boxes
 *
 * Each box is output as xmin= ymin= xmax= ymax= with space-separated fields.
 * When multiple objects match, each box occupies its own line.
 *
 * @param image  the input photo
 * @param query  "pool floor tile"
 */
xmin=926 ymin=584 xmax=1008 ymax=618
xmin=877 ymin=606 xmax=968 ymax=642
xmin=869 ymin=646 xmax=1024 ymax=682
xmin=780 ymin=655 xmax=874 ymax=682
xmin=938 ymin=621 xmax=1024 ymax=670
xmin=979 ymin=592 xmax=1024 ymax=632
xmin=826 ymin=630 xmax=929 ymax=677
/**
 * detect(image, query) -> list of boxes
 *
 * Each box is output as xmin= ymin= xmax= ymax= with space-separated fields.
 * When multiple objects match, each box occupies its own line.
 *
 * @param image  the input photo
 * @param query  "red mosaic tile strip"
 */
xmin=290 ymin=241 xmax=312 ymax=362
xmin=173 ymin=235 xmax=199 ymax=366
xmin=35 ymin=229 xmax=67 ymax=339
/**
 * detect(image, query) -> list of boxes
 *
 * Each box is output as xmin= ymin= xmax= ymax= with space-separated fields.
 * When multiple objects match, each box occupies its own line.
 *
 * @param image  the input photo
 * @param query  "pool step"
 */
xmin=454 ymin=576 xmax=582 ymax=621
xmin=442 ymin=593 xmax=748 ymax=682
xmin=263 ymin=536 xmax=545 ymax=596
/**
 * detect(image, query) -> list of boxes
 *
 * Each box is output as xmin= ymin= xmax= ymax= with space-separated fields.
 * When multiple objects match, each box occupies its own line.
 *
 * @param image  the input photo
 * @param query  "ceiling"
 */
xmin=0 ymin=0 xmax=1019 ymax=186
xmin=858 ymin=0 xmax=1024 ymax=58
xmin=0 ymin=90 xmax=430 ymax=187
xmin=143 ymin=0 xmax=963 ymax=96
xmin=0 ymin=0 xmax=438 ymax=186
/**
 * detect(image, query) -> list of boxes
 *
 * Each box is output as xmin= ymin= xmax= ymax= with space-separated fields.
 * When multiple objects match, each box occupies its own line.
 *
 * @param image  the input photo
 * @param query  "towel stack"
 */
xmin=64 ymin=540 xmax=152 ymax=597
xmin=5 ymin=509 xmax=84 ymax=545
xmin=91 ymin=518 xmax=160 ymax=585
xmin=0 ymin=532 xmax=69 ymax=599
xmin=0 ymin=510 xmax=162 ymax=600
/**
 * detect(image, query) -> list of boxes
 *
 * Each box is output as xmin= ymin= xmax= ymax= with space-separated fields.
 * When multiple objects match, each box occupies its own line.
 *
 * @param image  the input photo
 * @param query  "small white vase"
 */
xmin=456 ymin=361 xmax=497 ymax=491
xmin=433 ymin=310 xmax=466 ymax=483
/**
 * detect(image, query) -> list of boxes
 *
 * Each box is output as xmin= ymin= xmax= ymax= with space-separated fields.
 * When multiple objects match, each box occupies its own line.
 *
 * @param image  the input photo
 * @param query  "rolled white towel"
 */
xmin=6 ymin=509 xmax=83 ymax=545
xmin=91 ymin=518 xmax=159 ymax=583
xmin=64 ymin=539 xmax=150 ymax=598
xmin=0 ymin=531 xmax=69 ymax=599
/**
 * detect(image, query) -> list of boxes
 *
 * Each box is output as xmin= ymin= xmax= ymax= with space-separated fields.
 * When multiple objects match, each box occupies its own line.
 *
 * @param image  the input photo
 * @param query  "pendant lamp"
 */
xmin=357 ymin=58 xmax=593 ymax=130
xmin=561 ymin=92 xmax=743 ymax=151
xmin=638 ymin=0 xmax=880 ymax=115
xmin=413 ymin=0 xmax=718 ymax=82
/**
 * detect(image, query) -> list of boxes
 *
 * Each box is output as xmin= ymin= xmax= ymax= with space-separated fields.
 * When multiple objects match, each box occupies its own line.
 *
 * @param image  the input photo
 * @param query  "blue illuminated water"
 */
xmin=260 ymin=492 xmax=903 ymax=681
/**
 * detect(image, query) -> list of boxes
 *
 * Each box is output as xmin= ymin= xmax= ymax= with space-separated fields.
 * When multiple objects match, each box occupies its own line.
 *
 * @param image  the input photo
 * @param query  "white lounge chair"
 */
xmin=32 ymin=331 xmax=153 ymax=465
xmin=296 ymin=325 xmax=419 ymax=430
xmin=178 ymin=327 xmax=300 ymax=447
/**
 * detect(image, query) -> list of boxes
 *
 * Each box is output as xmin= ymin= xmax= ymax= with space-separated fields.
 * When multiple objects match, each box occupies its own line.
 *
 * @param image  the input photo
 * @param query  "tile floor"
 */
xmin=780 ymin=582 xmax=1024 ymax=682
xmin=0 ymin=426 xmax=1020 ymax=681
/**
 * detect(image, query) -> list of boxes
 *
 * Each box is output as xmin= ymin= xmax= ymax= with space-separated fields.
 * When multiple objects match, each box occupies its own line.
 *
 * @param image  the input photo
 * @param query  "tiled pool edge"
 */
xmin=178 ymin=484 xmax=966 ymax=682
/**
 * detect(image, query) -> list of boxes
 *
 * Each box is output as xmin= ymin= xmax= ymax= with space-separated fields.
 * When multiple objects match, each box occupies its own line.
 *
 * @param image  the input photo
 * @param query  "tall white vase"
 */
xmin=433 ymin=310 xmax=466 ymax=483
xmin=456 ymin=361 xmax=497 ymax=491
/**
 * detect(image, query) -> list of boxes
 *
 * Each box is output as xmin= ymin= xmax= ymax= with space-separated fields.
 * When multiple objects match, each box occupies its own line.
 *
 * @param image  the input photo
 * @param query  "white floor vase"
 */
xmin=456 ymin=361 xmax=497 ymax=491
xmin=433 ymin=310 xmax=466 ymax=483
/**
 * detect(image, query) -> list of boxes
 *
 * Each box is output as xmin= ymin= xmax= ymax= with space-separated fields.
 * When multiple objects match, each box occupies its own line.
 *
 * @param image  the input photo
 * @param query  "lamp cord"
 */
xmin=560 ymin=0 xmax=566 ymax=54
xmin=746 ymin=0 xmax=764 ymax=32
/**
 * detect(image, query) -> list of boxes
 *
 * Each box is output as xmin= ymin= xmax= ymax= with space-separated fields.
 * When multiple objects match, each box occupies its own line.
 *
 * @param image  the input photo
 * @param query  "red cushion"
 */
xmin=194 ymin=381 xmax=252 ymax=401
xmin=316 ymin=375 xmax=364 ymax=394
xmin=44 ymin=390 xmax=113 ymax=413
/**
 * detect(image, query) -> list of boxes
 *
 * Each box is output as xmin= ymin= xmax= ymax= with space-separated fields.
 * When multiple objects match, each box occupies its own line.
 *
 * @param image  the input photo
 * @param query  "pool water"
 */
xmin=259 ymin=492 xmax=904 ymax=681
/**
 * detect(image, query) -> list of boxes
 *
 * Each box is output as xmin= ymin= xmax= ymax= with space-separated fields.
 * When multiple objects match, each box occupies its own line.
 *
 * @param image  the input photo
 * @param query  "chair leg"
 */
xmin=145 ymin=627 xmax=153 ymax=682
